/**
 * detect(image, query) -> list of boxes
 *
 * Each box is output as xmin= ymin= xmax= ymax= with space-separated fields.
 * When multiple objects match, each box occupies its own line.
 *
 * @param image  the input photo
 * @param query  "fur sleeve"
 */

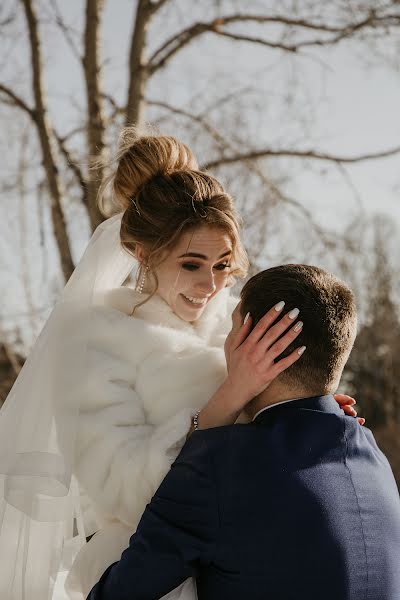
xmin=73 ymin=308 xmax=196 ymax=529
xmin=75 ymin=393 xmax=194 ymax=528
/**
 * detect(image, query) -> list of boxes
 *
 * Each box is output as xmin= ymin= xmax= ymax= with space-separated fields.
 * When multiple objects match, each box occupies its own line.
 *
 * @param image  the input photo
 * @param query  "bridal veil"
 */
xmin=0 ymin=214 xmax=135 ymax=599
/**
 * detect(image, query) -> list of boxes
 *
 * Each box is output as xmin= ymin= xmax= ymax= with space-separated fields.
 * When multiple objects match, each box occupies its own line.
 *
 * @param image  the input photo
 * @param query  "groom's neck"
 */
xmin=244 ymin=380 xmax=326 ymax=421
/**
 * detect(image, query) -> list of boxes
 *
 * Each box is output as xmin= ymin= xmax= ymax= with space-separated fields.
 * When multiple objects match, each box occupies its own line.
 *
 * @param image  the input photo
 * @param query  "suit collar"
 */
xmin=253 ymin=394 xmax=342 ymax=425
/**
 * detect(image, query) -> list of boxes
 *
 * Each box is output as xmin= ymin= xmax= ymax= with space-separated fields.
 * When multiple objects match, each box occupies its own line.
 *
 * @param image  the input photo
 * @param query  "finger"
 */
xmin=231 ymin=313 xmax=253 ymax=350
xmin=260 ymin=320 xmax=303 ymax=363
xmin=252 ymin=307 xmax=302 ymax=355
xmin=334 ymin=394 xmax=356 ymax=406
xmin=268 ymin=345 xmax=306 ymax=378
xmin=342 ymin=405 xmax=357 ymax=417
xmin=358 ymin=417 xmax=366 ymax=426
xmin=243 ymin=301 xmax=286 ymax=347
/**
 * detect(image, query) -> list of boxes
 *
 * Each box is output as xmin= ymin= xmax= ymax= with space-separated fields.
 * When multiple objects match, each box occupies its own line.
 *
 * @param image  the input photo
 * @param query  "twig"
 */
xmin=54 ymin=131 xmax=88 ymax=208
xmin=148 ymin=10 xmax=400 ymax=73
xmin=49 ymin=0 xmax=82 ymax=62
xmin=148 ymin=99 xmax=334 ymax=244
xmin=149 ymin=0 xmax=170 ymax=14
xmin=203 ymin=146 xmax=400 ymax=170
xmin=0 ymin=83 xmax=35 ymax=119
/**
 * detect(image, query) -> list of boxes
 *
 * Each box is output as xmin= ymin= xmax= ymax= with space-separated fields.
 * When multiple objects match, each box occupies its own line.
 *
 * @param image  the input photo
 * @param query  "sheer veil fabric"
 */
xmin=0 ymin=214 xmax=135 ymax=599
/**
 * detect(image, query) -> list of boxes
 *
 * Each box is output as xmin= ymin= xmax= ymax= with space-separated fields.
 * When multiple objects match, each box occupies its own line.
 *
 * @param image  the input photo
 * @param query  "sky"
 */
xmin=290 ymin=44 xmax=400 ymax=230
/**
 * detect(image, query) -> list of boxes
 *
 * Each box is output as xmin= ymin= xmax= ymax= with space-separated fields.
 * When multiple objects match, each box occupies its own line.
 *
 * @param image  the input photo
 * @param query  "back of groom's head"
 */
xmin=240 ymin=264 xmax=358 ymax=394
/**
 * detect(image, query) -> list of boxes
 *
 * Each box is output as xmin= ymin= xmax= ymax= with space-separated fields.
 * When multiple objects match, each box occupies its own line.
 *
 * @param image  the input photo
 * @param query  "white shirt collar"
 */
xmin=252 ymin=397 xmax=304 ymax=422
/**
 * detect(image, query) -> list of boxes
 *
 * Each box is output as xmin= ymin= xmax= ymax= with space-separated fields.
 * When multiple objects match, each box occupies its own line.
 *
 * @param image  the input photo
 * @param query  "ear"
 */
xmin=135 ymin=243 xmax=148 ymax=265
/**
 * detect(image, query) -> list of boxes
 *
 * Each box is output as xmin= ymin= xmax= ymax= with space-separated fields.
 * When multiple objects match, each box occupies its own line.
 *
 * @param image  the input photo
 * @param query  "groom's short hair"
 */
xmin=240 ymin=264 xmax=357 ymax=393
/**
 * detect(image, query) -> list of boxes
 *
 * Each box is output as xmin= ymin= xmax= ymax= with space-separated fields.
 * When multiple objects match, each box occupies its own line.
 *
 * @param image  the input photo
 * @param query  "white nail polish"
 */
xmin=288 ymin=308 xmax=300 ymax=320
xmin=293 ymin=321 xmax=303 ymax=332
xmin=298 ymin=346 xmax=306 ymax=356
xmin=274 ymin=300 xmax=285 ymax=312
xmin=244 ymin=312 xmax=250 ymax=324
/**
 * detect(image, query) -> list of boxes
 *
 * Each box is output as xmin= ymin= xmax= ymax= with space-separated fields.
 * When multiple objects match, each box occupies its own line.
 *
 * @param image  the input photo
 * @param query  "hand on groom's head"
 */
xmin=239 ymin=264 xmax=357 ymax=397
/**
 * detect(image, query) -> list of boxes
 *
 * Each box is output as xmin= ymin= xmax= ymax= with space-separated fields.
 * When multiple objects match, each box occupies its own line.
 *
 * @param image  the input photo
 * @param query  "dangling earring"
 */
xmin=137 ymin=265 xmax=149 ymax=294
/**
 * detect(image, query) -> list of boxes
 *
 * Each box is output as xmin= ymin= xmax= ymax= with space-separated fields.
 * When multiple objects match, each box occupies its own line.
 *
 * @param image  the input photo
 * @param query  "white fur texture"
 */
xmin=65 ymin=287 xmax=237 ymax=598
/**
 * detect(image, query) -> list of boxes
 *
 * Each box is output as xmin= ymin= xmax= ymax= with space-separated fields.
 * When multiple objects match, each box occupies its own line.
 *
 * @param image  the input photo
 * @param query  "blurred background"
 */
xmin=0 ymin=0 xmax=399 ymax=482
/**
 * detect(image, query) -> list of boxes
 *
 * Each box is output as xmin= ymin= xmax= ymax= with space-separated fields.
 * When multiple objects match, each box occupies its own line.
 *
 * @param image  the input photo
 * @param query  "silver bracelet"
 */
xmin=193 ymin=410 xmax=201 ymax=431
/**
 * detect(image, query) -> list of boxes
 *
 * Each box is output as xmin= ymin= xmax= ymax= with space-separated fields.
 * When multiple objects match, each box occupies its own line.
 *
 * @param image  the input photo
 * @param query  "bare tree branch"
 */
xmin=149 ymin=21 xmax=214 ymax=72
xmin=20 ymin=0 xmax=74 ymax=281
xmin=54 ymin=131 xmax=88 ymax=208
xmin=0 ymin=83 xmax=35 ymax=118
xmin=16 ymin=127 xmax=38 ymax=339
xmin=204 ymin=145 xmax=400 ymax=170
xmin=102 ymin=92 xmax=124 ymax=119
xmin=149 ymin=10 xmax=400 ymax=72
xmin=148 ymin=99 xmax=229 ymax=151
xmin=149 ymin=15 xmax=343 ymax=67
xmin=49 ymin=0 xmax=82 ymax=62
xmin=0 ymin=4 xmax=17 ymax=27
xmin=335 ymin=162 xmax=363 ymax=212
xmin=210 ymin=31 xmax=298 ymax=52
xmin=149 ymin=99 xmax=334 ymax=246
xmin=254 ymin=173 xmax=337 ymax=251
xmin=59 ymin=124 xmax=86 ymax=143
xmin=148 ymin=0 xmax=170 ymax=14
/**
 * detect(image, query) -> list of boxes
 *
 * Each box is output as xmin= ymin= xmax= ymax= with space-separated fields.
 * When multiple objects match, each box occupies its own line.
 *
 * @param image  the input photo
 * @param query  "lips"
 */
xmin=180 ymin=294 xmax=208 ymax=307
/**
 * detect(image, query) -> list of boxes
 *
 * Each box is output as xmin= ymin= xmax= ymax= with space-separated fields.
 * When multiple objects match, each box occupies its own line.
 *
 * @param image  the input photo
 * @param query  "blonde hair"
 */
xmin=98 ymin=128 xmax=249 ymax=308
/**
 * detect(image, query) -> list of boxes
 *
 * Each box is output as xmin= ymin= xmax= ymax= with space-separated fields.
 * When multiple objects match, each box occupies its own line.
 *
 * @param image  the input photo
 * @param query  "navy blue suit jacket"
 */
xmin=87 ymin=395 xmax=400 ymax=600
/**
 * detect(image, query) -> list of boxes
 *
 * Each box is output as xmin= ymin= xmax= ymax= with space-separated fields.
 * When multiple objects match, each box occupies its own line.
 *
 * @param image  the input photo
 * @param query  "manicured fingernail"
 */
xmin=244 ymin=312 xmax=250 ymax=324
xmin=274 ymin=300 xmax=285 ymax=312
xmin=298 ymin=346 xmax=306 ymax=355
xmin=293 ymin=321 xmax=303 ymax=332
xmin=289 ymin=308 xmax=300 ymax=319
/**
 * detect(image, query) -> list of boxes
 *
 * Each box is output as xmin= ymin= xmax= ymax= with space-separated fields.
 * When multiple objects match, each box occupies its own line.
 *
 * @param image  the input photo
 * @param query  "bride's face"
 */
xmin=152 ymin=226 xmax=233 ymax=322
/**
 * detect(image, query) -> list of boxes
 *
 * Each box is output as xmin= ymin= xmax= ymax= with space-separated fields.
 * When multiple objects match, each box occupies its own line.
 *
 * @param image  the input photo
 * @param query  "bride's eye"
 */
xmin=182 ymin=263 xmax=199 ymax=271
xmin=214 ymin=263 xmax=230 ymax=271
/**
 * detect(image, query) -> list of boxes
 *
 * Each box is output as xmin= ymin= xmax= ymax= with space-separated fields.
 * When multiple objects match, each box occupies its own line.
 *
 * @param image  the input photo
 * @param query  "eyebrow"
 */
xmin=178 ymin=250 xmax=232 ymax=260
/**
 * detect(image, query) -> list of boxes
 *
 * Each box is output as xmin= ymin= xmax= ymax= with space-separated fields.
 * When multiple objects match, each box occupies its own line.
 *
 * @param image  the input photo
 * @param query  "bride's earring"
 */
xmin=137 ymin=265 xmax=149 ymax=294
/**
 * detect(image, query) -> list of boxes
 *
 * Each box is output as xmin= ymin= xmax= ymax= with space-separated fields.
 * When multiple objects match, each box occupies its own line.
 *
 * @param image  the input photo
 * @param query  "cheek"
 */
xmin=170 ymin=268 xmax=193 ymax=292
xmin=156 ymin=264 xmax=185 ymax=295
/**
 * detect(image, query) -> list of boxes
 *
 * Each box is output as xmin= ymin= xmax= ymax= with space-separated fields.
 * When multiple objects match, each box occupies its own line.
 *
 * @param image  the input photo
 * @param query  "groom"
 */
xmin=87 ymin=264 xmax=400 ymax=600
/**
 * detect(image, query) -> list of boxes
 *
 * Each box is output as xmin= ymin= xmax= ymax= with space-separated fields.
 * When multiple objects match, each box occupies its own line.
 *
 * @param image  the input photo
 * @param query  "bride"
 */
xmin=0 ymin=129 xmax=358 ymax=600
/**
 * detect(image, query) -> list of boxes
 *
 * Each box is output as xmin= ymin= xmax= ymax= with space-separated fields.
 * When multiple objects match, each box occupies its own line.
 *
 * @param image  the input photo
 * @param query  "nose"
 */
xmin=195 ymin=269 xmax=217 ymax=295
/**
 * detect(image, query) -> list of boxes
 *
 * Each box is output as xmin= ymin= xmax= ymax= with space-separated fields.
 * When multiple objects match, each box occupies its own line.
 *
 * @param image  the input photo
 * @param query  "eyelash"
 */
xmin=182 ymin=263 xmax=230 ymax=272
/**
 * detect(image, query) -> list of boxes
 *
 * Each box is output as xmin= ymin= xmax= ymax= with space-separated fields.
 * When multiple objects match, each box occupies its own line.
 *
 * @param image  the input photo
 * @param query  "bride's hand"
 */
xmin=223 ymin=303 xmax=305 ymax=407
xmin=194 ymin=303 xmax=305 ymax=432
xmin=333 ymin=394 xmax=365 ymax=426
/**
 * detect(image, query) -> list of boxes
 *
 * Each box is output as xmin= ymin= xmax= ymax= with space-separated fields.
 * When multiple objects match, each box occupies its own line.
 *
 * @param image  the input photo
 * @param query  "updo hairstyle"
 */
xmin=98 ymin=128 xmax=249 ymax=303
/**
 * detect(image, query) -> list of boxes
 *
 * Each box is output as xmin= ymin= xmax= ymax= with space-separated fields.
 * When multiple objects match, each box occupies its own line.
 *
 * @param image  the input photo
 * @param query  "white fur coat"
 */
xmin=63 ymin=286 xmax=237 ymax=598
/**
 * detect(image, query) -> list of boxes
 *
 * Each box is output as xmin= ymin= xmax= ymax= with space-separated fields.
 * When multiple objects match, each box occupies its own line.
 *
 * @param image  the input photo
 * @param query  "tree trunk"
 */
xmin=84 ymin=0 xmax=106 ymax=231
xmin=125 ymin=0 xmax=152 ymax=128
xmin=21 ymin=0 xmax=74 ymax=282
